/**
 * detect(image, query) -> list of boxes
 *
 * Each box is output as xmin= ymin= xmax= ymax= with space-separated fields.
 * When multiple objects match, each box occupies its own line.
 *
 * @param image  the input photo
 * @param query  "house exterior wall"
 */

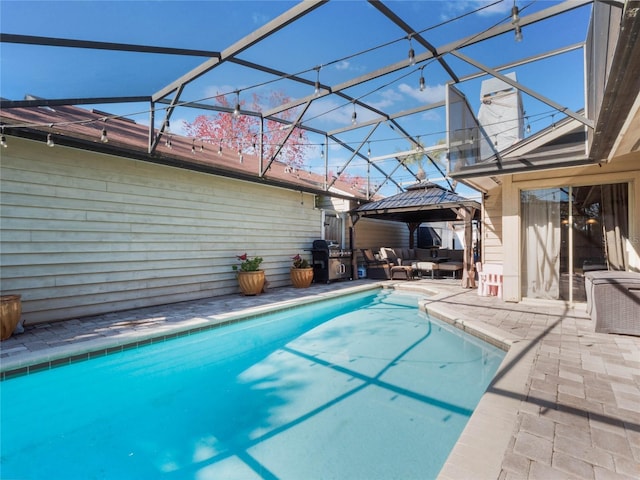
xmin=496 ymin=153 xmax=640 ymax=302
xmin=481 ymin=185 xmax=504 ymax=265
xmin=0 ymin=137 xmax=324 ymax=324
xmin=354 ymin=218 xmax=410 ymax=251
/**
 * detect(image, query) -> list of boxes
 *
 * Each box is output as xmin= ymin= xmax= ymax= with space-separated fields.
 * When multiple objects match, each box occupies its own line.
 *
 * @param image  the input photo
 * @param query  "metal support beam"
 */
xmin=368 ymin=0 xmax=459 ymax=83
xmin=0 ymin=33 xmax=220 ymax=57
xmin=327 ymin=124 xmax=379 ymax=190
xmin=0 ymin=96 xmax=150 ymax=109
xmin=261 ymin=101 xmax=311 ymax=176
xmin=450 ymin=50 xmax=594 ymax=129
xmin=152 ymin=1 xmax=328 ymax=103
xmin=326 ymin=133 xmax=403 ymax=193
xmin=149 ymin=84 xmax=184 ymax=154
xmin=262 ymin=1 xmax=592 ymax=118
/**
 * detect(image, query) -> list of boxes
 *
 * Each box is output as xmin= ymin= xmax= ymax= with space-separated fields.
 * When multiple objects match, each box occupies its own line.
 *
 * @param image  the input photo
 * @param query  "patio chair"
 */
xmin=378 ymin=247 xmax=414 ymax=280
xmin=478 ymin=263 xmax=503 ymax=298
xmin=361 ymin=249 xmax=391 ymax=280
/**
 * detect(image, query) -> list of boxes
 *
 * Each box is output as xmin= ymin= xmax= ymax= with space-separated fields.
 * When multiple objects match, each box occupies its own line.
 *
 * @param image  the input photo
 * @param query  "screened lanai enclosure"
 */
xmin=1 ymin=0 xmax=606 ymax=198
xmin=1 ymin=0 xmax=638 ymax=321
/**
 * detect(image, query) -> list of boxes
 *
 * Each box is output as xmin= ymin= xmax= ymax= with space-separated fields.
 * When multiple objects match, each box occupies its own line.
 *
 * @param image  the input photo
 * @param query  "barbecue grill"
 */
xmin=310 ymin=240 xmax=352 ymax=283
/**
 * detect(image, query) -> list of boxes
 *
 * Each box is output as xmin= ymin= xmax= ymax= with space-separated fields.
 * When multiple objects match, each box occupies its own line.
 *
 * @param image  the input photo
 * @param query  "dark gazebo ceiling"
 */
xmin=353 ymin=181 xmax=480 ymax=224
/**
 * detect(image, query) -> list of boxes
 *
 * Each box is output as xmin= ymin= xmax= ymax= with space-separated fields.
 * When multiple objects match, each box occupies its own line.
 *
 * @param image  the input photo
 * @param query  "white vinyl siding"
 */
xmin=0 ymin=138 xmax=322 ymax=324
xmin=482 ymin=186 xmax=503 ymax=264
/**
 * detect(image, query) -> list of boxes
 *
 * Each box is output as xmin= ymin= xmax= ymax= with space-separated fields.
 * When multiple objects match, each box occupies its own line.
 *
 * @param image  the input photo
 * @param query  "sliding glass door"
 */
xmin=521 ymin=183 xmax=628 ymax=302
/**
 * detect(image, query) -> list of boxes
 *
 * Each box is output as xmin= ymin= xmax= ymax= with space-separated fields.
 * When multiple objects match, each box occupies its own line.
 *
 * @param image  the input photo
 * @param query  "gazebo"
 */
xmin=351 ymin=181 xmax=481 ymax=288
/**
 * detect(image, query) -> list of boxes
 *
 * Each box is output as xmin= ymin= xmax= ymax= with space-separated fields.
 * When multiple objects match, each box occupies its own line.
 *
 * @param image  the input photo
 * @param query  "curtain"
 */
xmin=521 ymin=190 xmax=561 ymax=299
xmin=601 ymin=183 xmax=628 ymax=271
xmin=458 ymin=206 xmax=476 ymax=289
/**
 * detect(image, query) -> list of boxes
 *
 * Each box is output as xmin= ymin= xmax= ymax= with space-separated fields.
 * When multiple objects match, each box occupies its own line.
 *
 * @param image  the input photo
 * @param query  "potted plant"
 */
xmin=232 ymin=253 xmax=265 ymax=296
xmin=1 ymin=294 xmax=22 ymax=341
xmin=290 ymin=254 xmax=314 ymax=288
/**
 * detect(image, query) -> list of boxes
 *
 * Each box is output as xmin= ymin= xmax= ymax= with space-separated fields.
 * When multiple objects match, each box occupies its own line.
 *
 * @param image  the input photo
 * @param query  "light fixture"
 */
xmin=165 ymin=135 xmax=172 ymax=149
xmin=511 ymin=4 xmax=520 ymax=25
xmin=191 ymin=139 xmax=196 ymax=154
xmin=233 ymin=91 xmax=240 ymax=117
xmin=525 ymin=116 xmax=531 ymax=134
xmin=100 ymin=128 xmax=108 ymax=143
xmin=200 ymin=142 xmax=204 ymax=152
xmin=314 ymin=66 xmax=321 ymax=96
xmin=408 ymin=36 xmax=415 ymax=66
xmin=164 ymin=120 xmax=171 ymax=134
xmin=512 ymin=3 xmax=523 ymax=42
xmin=367 ymin=142 xmax=371 ymax=158
xmin=514 ymin=24 xmax=523 ymax=42
xmin=47 ymin=133 xmax=55 ymax=147
xmin=419 ymin=67 xmax=426 ymax=92
xmin=551 ymin=114 xmax=556 ymax=130
xmin=351 ymin=102 xmax=357 ymax=125
xmin=218 ymin=140 xmax=223 ymax=155
xmin=0 ymin=127 xmax=7 ymax=148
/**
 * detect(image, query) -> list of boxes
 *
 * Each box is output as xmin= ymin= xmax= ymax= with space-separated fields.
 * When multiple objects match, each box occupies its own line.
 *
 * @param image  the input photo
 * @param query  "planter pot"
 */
xmin=1 ymin=294 xmax=22 ymax=341
xmin=237 ymin=270 xmax=265 ymax=296
xmin=291 ymin=267 xmax=314 ymax=288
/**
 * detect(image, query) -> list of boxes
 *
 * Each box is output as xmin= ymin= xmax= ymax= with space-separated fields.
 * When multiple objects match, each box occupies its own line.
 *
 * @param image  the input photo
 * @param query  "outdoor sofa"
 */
xmin=378 ymin=247 xmax=465 ymax=279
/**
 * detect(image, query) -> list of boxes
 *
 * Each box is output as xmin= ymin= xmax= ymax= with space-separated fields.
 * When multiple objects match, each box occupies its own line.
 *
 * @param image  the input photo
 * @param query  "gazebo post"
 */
xmin=458 ymin=206 xmax=477 ymax=289
xmin=407 ymin=222 xmax=420 ymax=249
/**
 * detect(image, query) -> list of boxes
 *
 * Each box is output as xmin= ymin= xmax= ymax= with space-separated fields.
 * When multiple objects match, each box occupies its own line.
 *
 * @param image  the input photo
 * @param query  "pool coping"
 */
xmin=420 ymin=295 xmax=531 ymax=480
xmin=1 ymin=283 xmax=382 ymax=379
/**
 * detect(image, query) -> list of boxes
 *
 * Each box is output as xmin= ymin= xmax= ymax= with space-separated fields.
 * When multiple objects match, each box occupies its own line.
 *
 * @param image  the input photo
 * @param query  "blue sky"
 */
xmin=0 ymin=1 xmax=593 ymax=197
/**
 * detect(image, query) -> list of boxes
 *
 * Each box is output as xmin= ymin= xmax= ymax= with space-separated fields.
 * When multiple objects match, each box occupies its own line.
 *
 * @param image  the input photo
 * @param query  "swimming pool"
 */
xmin=0 ymin=288 xmax=505 ymax=479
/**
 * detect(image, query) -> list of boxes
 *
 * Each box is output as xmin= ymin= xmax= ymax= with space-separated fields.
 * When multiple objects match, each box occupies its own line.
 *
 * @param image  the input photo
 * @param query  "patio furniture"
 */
xmin=379 ymin=247 xmax=402 ymax=266
xmin=478 ymin=263 xmax=503 ymax=298
xmin=584 ymin=271 xmax=640 ymax=335
xmin=361 ymin=249 xmax=391 ymax=280
xmin=413 ymin=261 xmax=439 ymax=279
xmin=437 ymin=261 xmax=464 ymax=279
xmin=390 ymin=265 xmax=415 ymax=280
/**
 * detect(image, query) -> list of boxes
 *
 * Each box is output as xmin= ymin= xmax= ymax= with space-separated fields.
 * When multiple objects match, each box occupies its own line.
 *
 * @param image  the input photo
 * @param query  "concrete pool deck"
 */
xmin=1 ymin=279 xmax=639 ymax=479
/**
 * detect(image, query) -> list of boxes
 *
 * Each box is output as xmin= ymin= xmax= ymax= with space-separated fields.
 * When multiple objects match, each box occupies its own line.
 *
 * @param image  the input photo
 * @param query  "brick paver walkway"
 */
xmin=1 ymin=279 xmax=638 ymax=479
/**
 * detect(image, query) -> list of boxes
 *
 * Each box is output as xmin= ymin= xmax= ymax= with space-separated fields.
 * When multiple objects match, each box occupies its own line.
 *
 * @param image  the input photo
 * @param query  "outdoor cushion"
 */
xmin=380 ymin=248 xmax=401 ymax=266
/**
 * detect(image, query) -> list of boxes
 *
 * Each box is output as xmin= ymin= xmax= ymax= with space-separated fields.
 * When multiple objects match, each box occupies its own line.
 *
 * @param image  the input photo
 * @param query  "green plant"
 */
xmin=232 ymin=253 xmax=263 ymax=272
xmin=291 ymin=254 xmax=310 ymax=269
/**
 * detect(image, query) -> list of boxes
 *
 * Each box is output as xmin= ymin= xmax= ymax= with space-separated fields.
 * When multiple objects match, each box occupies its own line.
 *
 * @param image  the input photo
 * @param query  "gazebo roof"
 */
xmin=353 ymin=181 xmax=480 ymax=224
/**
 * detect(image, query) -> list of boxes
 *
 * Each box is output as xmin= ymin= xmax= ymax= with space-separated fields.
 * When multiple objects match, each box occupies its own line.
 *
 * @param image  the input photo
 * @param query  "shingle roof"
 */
xmin=0 ymin=104 xmax=371 ymax=201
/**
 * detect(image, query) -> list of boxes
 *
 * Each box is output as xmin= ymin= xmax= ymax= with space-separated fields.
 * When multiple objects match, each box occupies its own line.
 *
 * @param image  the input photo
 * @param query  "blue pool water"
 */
xmin=0 ymin=289 xmax=505 ymax=480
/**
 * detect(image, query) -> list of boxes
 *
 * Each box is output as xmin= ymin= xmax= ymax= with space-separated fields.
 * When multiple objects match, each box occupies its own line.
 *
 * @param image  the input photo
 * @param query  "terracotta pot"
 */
xmin=237 ymin=270 xmax=265 ymax=296
xmin=290 ymin=267 xmax=314 ymax=288
xmin=1 ymin=294 xmax=22 ymax=341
